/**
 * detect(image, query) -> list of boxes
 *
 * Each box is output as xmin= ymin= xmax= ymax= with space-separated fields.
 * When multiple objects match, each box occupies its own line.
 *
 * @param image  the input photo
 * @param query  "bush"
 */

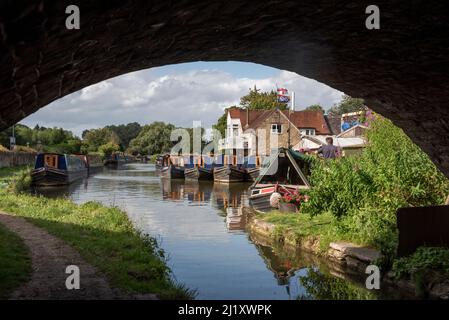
xmin=393 ymin=247 xmax=449 ymax=279
xmin=7 ymin=168 xmax=32 ymax=194
xmin=301 ymin=117 xmax=449 ymax=256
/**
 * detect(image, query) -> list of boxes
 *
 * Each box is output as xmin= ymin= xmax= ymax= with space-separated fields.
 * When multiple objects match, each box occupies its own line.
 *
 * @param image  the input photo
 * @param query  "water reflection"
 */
xmin=30 ymin=163 xmax=397 ymax=299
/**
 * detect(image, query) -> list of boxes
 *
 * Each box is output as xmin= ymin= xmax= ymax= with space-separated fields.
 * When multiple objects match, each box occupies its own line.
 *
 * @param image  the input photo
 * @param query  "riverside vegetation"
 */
xmin=260 ymin=117 xmax=449 ymax=287
xmin=0 ymin=166 xmax=193 ymax=299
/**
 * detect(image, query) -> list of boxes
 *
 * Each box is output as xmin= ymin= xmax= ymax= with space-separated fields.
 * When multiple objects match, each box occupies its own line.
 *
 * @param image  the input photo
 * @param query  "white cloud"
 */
xmin=21 ymin=65 xmax=344 ymax=137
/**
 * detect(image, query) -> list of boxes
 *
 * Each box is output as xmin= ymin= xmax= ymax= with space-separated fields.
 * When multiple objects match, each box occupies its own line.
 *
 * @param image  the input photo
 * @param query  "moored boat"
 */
xmin=31 ymin=153 xmax=88 ymax=186
xmin=213 ymin=165 xmax=247 ymax=183
xmin=249 ymin=148 xmax=312 ymax=212
xmin=244 ymin=155 xmax=260 ymax=182
xmin=184 ymin=155 xmax=214 ymax=181
xmin=160 ymin=165 xmax=185 ymax=179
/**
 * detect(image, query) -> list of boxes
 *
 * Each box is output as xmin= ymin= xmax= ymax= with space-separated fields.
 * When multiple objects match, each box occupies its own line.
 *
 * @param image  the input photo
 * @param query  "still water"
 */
xmin=34 ymin=163 xmax=390 ymax=300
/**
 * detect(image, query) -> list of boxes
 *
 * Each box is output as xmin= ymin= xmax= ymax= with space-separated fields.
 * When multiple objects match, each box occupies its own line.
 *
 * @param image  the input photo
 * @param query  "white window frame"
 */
xmin=301 ymin=128 xmax=316 ymax=136
xmin=271 ymin=124 xmax=282 ymax=134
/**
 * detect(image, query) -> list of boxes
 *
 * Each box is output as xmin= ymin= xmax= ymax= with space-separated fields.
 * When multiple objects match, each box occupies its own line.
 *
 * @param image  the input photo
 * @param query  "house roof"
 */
xmin=324 ymin=115 xmax=341 ymax=135
xmin=227 ymin=108 xmax=331 ymax=134
xmin=336 ymin=124 xmax=369 ymax=138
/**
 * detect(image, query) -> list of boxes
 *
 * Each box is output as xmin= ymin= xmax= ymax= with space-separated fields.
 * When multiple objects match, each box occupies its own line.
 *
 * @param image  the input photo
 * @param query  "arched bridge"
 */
xmin=0 ymin=1 xmax=448 ymax=175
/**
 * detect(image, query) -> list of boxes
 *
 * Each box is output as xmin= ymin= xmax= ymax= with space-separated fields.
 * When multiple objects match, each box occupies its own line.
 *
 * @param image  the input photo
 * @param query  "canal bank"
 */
xmin=0 ymin=167 xmax=193 ymax=299
xmin=246 ymin=210 xmax=449 ymax=299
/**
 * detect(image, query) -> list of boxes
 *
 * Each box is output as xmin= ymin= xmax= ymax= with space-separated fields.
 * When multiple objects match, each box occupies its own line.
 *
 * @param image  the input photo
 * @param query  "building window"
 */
xmin=232 ymin=124 xmax=239 ymax=136
xmin=271 ymin=124 xmax=282 ymax=134
xmin=300 ymin=128 xmax=315 ymax=136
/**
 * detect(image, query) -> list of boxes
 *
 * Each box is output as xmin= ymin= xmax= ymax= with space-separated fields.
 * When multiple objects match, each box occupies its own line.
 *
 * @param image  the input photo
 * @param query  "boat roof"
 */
xmin=250 ymin=148 xmax=311 ymax=189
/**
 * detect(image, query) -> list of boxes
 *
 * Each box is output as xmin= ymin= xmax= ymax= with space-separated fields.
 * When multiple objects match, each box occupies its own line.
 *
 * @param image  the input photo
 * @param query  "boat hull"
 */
xmin=160 ymin=165 xmax=185 ymax=179
xmin=31 ymin=167 xmax=87 ymax=186
xmin=246 ymin=167 xmax=260 ymax=182
xmin=184 ymin=167 xmax=213 ymax=180
xmin=213 ymin=166 xmax=247 ymax=183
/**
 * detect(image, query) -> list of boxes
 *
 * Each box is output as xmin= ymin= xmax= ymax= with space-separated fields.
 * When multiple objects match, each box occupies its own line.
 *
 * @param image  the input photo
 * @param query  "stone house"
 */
xmin=219 ymin=107 xmax=331 ymax=156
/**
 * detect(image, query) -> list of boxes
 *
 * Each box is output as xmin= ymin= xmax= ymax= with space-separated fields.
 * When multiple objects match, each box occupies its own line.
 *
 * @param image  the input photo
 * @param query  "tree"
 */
xmin=328 ymin=95 xmax=365 ymax=116
xmin=305 ymin=104 xmax=325 ymax=113
xmin=106 ymin=122 xmax=142 ymax=151
xmin=240 ymin=86 xmax=288 ymax=110
xmin=212 ymin=110 xmax=229 ymax=138
xmin=98 ymin=142 xmax=120 ymax=157
xmin=82 ymin=127 xmax=120 ymax=153
xmin=128 ymin=122 xmax=176 ymax=155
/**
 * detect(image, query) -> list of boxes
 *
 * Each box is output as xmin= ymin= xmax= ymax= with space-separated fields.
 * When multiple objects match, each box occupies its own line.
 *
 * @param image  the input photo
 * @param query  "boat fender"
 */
xmin=270 ymin=192 xmax=282 ymax=208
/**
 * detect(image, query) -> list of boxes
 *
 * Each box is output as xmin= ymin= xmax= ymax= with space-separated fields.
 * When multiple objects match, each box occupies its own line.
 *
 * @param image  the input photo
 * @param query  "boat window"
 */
xmin=44 ymin=154 xmax=58 ymax=168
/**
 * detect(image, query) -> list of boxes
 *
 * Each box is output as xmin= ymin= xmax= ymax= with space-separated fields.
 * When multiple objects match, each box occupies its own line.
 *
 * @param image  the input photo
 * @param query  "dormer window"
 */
xmin=300 ymin=128 xmax=316 ymax=136
xmin=271 ymin=124 xmax=282 ymax=134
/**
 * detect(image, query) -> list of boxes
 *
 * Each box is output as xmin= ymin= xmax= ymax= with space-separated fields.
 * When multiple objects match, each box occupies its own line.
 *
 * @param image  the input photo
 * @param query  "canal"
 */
xmin=33 ymin=163 xmax=397 ymax=300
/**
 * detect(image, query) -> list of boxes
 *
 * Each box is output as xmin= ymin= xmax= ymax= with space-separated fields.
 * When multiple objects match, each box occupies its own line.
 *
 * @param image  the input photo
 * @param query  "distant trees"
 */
xmin=305 ymin=104 xmax=325 ymax=113
xmin=328 ymin=95 xmax=365 ymax=116
xmin=240 ymin=86 xmax=288 ymax=110
xmin=0 ymin=124 xmax=81 ymax=153
xmin=128 ymin=122 xmax=176 ymax=156
xmin=81 ymin=127 xmax=120 ymax=154
xmin=106 ymin=122 xmax=142 ymax=150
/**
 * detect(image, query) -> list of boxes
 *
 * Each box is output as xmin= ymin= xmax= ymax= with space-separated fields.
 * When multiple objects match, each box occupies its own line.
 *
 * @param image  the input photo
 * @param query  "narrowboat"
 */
xmin=244 ymin=155 xmax=260 ymax=182
xmin=159 ymin=154 xmax=185 ymax=179
xmin=249 ymin=148 xmax=312 ymax=212
xmin=213 ymin=154 xmax=247 ymax=183
xmin=184 ymin=155 xmax=214 ymax=181
xmin=160 ymin=165 xmax=185 ymax=179
xmin=86 ymin=154 xmax=103 ymax=174
xmin=31 ymin=153 xmax=88 ymax=186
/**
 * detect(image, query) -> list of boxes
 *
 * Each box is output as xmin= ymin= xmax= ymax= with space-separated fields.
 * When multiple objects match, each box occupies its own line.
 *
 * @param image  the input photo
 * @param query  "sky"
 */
xmin=20 ymin=61 xmax=344 ymax=137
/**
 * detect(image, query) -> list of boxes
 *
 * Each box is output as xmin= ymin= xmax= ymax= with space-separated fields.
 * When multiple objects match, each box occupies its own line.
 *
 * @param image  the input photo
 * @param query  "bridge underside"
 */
xmin=0 ymin=1 xmax=448 ymax=175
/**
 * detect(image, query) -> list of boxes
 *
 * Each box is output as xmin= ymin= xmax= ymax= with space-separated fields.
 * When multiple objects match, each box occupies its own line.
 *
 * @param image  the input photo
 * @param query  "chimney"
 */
xmin=246 ymin=108 xmax=249 ymax=127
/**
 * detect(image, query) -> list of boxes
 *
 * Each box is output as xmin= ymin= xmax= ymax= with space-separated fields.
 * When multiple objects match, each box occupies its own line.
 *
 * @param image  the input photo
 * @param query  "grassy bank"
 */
xmin=0 ymin=222 xmax=31 ymax=299
xmin=260 ymin=211 xmax=353 ymax=252
xmin=0 ymin=166 xmax=193 ymax=299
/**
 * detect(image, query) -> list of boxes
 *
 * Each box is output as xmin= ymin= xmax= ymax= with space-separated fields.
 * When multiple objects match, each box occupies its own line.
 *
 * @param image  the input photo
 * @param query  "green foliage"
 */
xmin=0 ymin=223 xmax=31 ymax=299
xmin=1 ymin=124 xmax=82 ymax=154
xmin=240 ymin=86 xmax=288 ymax=110
xmin=212 ymin=110 xmax=228 ymax=138
xmin=6 ymin=167 xmax=32 ymax=195
xmin=106 ymin=122 xmax=142 ymax=150
xmin=393 ymin=247 xmax=449 ymax=279
xmin=305 ymin=104 xmax=325 ymax=113
xmin=328 ymin=95 xmax=365 ymax=116
xmin=0 ymin=190 xmax=193 ymax=299
xmin=82 ymin=127 xmax=120 ymax=153
xmin=128 ymin=122 xmax=176 ymax=155
xmin=301 ymin=117 xmax=449 ymax=256
xmin=98 ymin=142 xmax=120 ymax=157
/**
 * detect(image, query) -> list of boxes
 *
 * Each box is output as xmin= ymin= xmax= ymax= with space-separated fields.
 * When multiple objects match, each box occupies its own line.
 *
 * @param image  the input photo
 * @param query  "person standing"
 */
xmin=317 ymin=137 xmax=339 ymax=159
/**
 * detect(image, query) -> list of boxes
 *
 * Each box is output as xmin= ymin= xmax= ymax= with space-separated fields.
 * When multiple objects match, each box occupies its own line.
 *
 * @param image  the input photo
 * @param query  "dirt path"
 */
xmin=0 ymin=212 xmax=156 ymax=300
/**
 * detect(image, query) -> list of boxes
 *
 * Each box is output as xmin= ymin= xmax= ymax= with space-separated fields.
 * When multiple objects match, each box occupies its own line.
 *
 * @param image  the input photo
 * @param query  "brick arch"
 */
xmin=1 ymin=1 xmax=449 ymax=175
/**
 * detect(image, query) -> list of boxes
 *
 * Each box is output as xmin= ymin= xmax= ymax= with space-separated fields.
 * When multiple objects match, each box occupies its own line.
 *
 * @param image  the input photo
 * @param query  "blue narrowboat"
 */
xmin=31 ymin=153 xmax=88 ymax=186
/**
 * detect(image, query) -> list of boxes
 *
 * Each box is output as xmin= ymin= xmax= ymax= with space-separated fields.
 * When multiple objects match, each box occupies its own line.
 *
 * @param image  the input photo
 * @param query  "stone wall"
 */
xmin=0 ymin=1 xmax=449 ymax=176
xmin=0 ymin=152 xmax=36 ymax=168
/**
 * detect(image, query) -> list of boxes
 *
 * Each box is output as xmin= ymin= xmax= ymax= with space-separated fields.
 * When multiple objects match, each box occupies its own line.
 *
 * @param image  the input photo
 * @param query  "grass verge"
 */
xmin=0 ymin=166 xmax=194 ymax=299
xmin=0 ymin=222 xmax=31 ymax=299
xmin=260 ymin=211 xmax=367 ymax=252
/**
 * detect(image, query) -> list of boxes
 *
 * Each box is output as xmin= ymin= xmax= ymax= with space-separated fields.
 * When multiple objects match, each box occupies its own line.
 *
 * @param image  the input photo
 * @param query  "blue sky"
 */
xmin=151 ymin=61 xmax=280 ymax=79
xmin=21 ymin=61 xmax=344 ymax=136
